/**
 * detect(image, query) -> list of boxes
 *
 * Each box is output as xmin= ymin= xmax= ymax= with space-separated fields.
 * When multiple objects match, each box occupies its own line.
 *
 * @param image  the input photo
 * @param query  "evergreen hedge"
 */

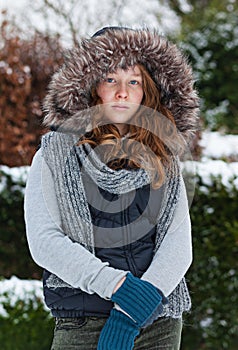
xmin=182 ymin=175 xmax=238 ymax=349
xmin=0 ymin=283 xmax=54 ymax=350
xmin=0 ymin=168 xmax=42 ymax=279
xmin=0 ymin=168 xmax=237 ymax=349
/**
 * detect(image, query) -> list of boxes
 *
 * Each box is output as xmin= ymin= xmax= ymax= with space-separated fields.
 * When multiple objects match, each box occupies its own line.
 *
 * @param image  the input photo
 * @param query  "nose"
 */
xmin=115 ymin=83 xmax=128 ymax=99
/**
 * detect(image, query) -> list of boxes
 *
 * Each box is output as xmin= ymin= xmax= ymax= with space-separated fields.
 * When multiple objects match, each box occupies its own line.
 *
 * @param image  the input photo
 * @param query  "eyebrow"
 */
xmin=107 ymin=72 xmax=142 ymax=77
xmin=106 ymin=72 xmax=142 ymax=79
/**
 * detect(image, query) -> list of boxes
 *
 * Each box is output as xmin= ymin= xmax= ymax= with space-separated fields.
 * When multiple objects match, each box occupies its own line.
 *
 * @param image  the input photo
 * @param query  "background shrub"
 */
xmin=0 ymin=277 xmax=53 ymax=350
xmin=182 ymin=175 xmax=238 ymax=349
xmin=0 ymin=167 xmax=42 ymax=279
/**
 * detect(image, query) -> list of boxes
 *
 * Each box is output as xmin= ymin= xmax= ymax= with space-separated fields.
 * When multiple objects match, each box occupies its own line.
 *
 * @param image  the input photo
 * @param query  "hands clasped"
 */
xmin=97 ymin=273 xmax=167 ymax=350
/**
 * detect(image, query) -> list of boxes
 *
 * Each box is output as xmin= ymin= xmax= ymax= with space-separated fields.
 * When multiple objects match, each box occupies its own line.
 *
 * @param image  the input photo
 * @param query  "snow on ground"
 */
xmin=0 ymin=165 xmax=28 ymax=193
xmin=0 ymin=165 xmax=28 ymax=183
xmin=196 ymin=131 xmax=238 ymax=189
xmin=200 ymin=131 xmax=238 ymax=160
xmin=0 ymin=276 xmax=49 ymax=317
xmin=185 ymin=159 xmax=238 ymax=189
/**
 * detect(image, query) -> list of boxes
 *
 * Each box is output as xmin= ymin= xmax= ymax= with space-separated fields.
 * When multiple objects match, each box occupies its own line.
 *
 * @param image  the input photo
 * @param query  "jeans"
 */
xmin=51 ymin=316 xmax=182 ymax=350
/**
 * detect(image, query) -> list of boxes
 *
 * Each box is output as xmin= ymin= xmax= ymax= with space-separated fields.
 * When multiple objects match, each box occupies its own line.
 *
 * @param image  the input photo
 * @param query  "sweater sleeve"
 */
xmin=141 ymin=176 xmax=193 ymax=297
xmin=24 ymin=149 xmax=127 ymax=299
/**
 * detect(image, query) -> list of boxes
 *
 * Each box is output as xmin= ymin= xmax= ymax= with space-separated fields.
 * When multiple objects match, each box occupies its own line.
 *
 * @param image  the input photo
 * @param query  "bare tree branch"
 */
xmin=43 ymin=0 xmax=78 ymax=45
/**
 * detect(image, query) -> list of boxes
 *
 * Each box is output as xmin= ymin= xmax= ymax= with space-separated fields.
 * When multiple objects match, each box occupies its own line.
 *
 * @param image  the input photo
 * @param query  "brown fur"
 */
xmin=43 ymin=28 xmax=200 ymax=143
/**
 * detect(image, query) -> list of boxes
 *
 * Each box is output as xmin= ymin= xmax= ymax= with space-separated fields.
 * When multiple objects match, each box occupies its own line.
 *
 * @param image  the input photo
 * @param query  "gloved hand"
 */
xmin=97 ymin=309 xmax=140 ymax=350
xmin=142 ymin=293 xmax=168 ymax=328
xmin=111 ymin=273 xmax=164 ymax=327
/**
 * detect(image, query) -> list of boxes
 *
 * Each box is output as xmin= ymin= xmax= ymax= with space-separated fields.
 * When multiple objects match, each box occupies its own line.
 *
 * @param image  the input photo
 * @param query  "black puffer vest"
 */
xmin=43 ymin=162 xmax=164 ymax=318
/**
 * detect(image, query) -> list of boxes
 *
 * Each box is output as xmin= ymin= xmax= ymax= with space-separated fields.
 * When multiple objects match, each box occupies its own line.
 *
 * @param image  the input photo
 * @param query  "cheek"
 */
xmin=96 ymin=86 xmax=110 ymax=104
xmin=96 ymin=86 xmax=103 ymax=100
xmin=136 ymin=89 xmax=144 ymax=104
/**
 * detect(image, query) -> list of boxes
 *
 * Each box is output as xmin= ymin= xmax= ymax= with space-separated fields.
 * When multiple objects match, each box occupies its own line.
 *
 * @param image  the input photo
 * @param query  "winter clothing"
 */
xmin=111 ymin=273 xmax=164 ymax=327
xmin=25 ymin=147 xmax=192 ymax=319
xmin=97 ymin=309 xmax=140 ymax=350
xmin=35 ymin=131 xmax=191 ymax=319
xmin=24 ymin=26 xmax=199 ymax=349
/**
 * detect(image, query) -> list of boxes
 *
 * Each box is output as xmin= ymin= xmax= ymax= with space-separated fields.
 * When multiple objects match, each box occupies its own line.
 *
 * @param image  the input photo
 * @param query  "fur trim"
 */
xmin=43 ymin=28 xmax=200 ymax=142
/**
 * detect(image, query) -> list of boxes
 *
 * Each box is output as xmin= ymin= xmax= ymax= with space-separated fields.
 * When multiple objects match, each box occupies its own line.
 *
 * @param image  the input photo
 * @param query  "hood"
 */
xmin=43 ymin=27 xmax=200 ymax=142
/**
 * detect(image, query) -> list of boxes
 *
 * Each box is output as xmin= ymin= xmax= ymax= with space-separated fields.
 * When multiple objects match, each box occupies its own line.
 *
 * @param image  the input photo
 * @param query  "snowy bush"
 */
xmin=0 ymin=276 xmax=53 ymax=350
xmin=182 ymin=174 xmax=238 ymax=350
xmin=0 ymin=166 xmax=42 ymax=279
xmin=0 ymin=276 xmax=47 ymax=317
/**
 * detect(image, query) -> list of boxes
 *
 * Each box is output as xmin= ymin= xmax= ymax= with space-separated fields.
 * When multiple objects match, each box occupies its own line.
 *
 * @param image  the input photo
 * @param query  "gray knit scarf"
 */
xmin=41 ymin=131 xmax=191 ymax=318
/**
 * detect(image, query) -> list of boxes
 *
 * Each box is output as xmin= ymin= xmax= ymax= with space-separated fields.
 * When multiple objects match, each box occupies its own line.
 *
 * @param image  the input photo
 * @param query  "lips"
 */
xmin=112 ymin=104 xmax=129 ymax=110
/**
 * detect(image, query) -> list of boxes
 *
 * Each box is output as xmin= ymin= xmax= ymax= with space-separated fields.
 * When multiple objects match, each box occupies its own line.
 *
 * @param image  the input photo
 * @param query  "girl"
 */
xmin=24 ymin=27 xmax=199 ymax=349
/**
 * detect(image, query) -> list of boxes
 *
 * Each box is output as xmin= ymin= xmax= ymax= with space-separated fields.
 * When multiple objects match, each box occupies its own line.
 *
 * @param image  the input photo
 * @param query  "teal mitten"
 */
xmin=97 ymin=309 xmax=140 ymax=350
xmin=111 ymin=273 xmax=164 ymax=327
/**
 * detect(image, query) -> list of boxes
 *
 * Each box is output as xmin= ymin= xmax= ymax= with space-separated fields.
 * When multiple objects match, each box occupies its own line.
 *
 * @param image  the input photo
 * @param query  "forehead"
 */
xmin=108 ymin=65 xmax=142 ymax=77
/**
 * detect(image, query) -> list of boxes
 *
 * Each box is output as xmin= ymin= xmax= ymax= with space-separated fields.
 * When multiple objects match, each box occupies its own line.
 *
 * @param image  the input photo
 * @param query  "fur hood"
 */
xmin=43 ymin=27 xmax=200 ymax=142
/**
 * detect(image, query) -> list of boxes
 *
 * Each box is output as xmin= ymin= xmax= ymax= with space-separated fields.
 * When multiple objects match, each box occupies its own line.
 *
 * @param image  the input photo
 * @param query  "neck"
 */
xmin=114 ymin=123 xmax=129 ymax=136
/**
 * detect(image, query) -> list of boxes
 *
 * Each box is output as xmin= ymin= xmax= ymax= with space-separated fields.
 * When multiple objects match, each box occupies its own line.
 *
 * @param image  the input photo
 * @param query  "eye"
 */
xmin=105 ymin=77 xmax=115 ymax=83
xmin=129 ymin=80 xmax=140 ymax=85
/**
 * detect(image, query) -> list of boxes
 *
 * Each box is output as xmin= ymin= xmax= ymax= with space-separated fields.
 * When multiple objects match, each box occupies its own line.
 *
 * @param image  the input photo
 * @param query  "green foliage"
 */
xmin=182 ymin=175 xmax=238 ymax=349
xmin=0 ymin=291 xmax=54 ymax=350
xmin=167 ymin=0 xmax=238 ymax=31
xmin=0 ymin=168 xmax=42 ymax=279
xmin=181 ymin=10 xmax=238 ymax=132
xmin=174 ymin=1 xmax=238 ymax=133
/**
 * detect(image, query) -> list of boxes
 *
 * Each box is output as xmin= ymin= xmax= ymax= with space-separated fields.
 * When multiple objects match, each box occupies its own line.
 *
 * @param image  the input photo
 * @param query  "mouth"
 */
xmin=111 ymin=105 xmax=130 ymax=110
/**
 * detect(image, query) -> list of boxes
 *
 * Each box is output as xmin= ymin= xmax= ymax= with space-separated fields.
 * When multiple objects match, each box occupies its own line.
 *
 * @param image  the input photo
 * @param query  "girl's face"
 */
xmin=96 ymin=65 xmax=144 ymax=135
